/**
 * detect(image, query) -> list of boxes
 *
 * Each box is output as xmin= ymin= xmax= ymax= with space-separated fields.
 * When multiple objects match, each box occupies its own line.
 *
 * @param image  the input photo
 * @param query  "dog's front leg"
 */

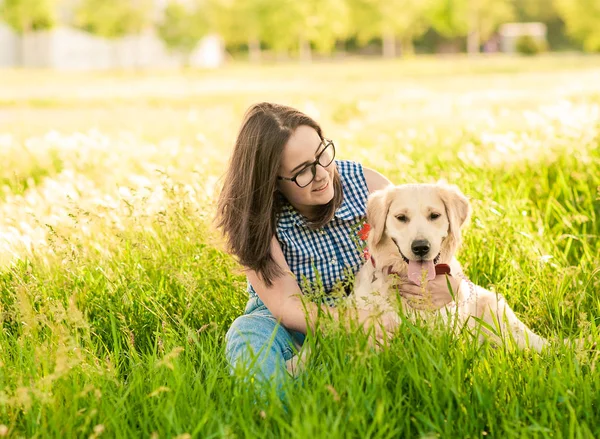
xmin=473 ymin=288 xmax=549 ymax=352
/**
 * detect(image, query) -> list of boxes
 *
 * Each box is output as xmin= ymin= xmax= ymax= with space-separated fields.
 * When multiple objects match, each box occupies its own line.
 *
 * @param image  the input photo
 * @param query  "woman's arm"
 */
xmin=246 ymin=236 xmax=395 ymax=337
xmin=245 ymin=236 xmax=307 ymax=333
xmin=363 ymin=167 xmax=392 ymax=193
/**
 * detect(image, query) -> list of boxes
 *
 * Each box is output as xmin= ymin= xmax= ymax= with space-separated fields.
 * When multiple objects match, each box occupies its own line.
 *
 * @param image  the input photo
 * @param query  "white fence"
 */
xmin=0 ymin=22 xmax=19 ymax=67
xmin=0 ymin=23 xmax=224 ymax=70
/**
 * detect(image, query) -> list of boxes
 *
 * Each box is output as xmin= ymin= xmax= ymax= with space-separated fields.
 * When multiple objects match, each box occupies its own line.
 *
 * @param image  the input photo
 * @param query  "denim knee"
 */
xmin=225 ymin=311 xmax=300 ymax=383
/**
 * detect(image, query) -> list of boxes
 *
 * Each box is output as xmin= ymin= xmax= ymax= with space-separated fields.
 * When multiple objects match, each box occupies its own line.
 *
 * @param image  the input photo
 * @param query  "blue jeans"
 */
xmin=225 ymin=295 xmax=306 ymax=385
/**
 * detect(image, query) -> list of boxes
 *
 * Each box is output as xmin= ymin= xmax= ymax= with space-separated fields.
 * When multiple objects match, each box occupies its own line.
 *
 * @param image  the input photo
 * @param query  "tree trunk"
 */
xmin=467 ymin=1 xmax=480 ymax=55
xmin=299 ymin=36 xmax=311 ymax=63
xmin=467 ymin=29 xmax=480 ymax=55
xmin=248 ymin=37 xmax=261 ymax=63
xmin=400 ymin=35 xmax=415 ymax=58
xmin=382 ymin=30 xmax=396 ymax=58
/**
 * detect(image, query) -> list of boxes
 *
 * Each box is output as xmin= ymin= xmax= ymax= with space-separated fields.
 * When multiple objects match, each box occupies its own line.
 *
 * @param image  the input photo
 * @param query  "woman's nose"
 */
xmin=315 ymin=163 xmax=329 ymax=180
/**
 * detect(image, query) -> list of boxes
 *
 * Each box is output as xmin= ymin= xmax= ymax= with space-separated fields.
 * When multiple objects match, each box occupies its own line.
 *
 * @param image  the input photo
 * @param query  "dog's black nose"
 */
xmin=411 ymin=239 xmax=430 ymax=257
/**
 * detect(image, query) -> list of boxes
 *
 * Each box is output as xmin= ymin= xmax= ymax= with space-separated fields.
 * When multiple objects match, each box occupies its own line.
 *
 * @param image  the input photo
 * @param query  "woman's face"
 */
xmin=277 ymin=125 xmax=336 ymax=218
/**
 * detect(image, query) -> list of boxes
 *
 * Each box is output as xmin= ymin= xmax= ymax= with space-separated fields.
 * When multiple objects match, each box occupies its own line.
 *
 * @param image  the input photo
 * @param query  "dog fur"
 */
xmin=353 ymin=183 xmax=549 ymax=351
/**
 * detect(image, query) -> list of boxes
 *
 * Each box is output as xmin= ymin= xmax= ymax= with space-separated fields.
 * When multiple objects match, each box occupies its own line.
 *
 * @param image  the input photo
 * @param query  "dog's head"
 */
xmin=366 ymin=183 xmax=470 ymax=282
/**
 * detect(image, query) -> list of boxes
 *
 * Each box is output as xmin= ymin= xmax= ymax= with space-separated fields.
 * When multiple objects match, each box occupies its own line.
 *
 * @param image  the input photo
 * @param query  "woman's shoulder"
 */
xmin=337 ymin=160 xmax=391 ymax=194
xmin=334 ymin=160 xmax=369 ymax=218
xmin=362 ymin=167 xmax=392 ymax=193
xmin=337 ymin=160 xmax=367 ymax=191
xmin=336 ymin=159 xmax=364 ymax=177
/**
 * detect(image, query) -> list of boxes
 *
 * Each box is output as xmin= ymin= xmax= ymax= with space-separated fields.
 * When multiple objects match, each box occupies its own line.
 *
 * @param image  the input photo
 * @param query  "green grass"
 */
xmin=0 ymin=56 xmax=599 ymax=437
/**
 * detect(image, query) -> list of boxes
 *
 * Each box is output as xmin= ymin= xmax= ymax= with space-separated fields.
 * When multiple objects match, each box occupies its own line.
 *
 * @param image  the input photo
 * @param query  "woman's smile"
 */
xmin=312 ymin=181 xmax=329 ymax=192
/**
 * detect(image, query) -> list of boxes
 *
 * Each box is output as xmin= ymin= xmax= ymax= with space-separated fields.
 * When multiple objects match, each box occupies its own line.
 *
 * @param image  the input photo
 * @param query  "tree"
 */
xmin=259 ymin=1 xmax=304 ymax=58
xmin=514 ymin=0 xmax=558 ymax=22
xmin=157 ymin=0 xmax=209 ymax=63
xmin=0 ymin=0 xmax=57 ymax=34
xmin=427 ymin=0 xmax=469 ymax=42
xmin=210 ymin=0 xmax=301 ymax=60
xmin=213 ymin=0 xmax=349 ymax=61
xmin=428 ymin=0 xmax=513 ymax=54
xmin=75 ymin=0 xmax=152 ymax=39
xmin=349 ymin=0 xmax=433 ymax=58
xmin=0 ymin=0 xmax=57 ymax=65
xmin=554 ymin=0 xmax=600 ymax=52
xmin=296 ymin=0 xmax=351 ymax=60
xmin=222 ymin=0 xmax=350 ymax=62
xmin=469 ymin=0 xmax=513 ymax=53
xmin=210 ymin=0 xmax=265 ymax=62
xmin=513 ymin=0 xmax=571 ymax=50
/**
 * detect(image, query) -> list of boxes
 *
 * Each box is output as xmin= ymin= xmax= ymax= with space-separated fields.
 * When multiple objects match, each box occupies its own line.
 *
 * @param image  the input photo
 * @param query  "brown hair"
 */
xmin=215 ymin=102 xmax=343 ymax=286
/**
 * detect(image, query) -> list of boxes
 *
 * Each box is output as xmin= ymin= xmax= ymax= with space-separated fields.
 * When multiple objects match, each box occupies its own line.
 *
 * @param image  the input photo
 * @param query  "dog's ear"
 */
xmin=437 ymin=184 xmax=471 ymax=246
xmin=366 ymin=186 xmax=393 ymax=247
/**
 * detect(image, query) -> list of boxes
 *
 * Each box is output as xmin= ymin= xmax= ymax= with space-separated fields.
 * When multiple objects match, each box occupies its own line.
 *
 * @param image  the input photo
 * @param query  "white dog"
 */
xmin=353 ymin=183 xmax=549 ymax=352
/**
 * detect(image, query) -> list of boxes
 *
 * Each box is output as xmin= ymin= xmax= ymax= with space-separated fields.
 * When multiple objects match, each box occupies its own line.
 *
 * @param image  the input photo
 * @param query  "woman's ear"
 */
xmin=366 ymin=186 xmax=393 ymax=248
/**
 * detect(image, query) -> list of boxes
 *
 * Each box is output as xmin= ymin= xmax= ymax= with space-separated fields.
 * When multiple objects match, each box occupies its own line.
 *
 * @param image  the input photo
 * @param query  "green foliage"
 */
xmin=476 ymin=0 xmax=514 ymax=42
xmin=349 ymin=0 xmax=432 ymax=56
xmin=210 ymin=0 xmax=264 ymax=46
xmin=298 ymin=0 xmax=351 ymax=54
xmin=262 ymin=2 xmax=304 ymax=53
xmin=75 ymin=0 xmax=153 ymax=39
xmin=0 ymin=0 xmax=56 ymax=33
xmin=0 ymin=0 xmax=596 ymax=58
xmin=210 ymin=0 xmax=301 ymax=54
xmin=515 ymin=34 xmax=547 ymax=55
xmin=157 ymin=0 xmax=209 ymax=56
xmin=428 ymin=0 xmax=513 ymax=41
xmin=514 ymin=0 xmax=559 ymax=22
xmin=214 ymin=0 xmax=349 ymax=56
xmin=427 ymin=0 xmax=469 ymax=38
xmin=554 ymin=0 xmax=600 ymax=52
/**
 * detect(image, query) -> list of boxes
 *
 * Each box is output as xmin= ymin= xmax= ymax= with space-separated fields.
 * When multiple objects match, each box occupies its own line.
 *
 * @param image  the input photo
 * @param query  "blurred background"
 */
xmin=2 ymin=0 xmax=600 ymax=143
xmin=0 ymin=0 xmax=598 ymax=69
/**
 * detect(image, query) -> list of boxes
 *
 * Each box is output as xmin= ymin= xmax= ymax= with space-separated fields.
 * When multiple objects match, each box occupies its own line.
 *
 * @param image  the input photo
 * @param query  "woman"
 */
xmin=216 ymin=102 xmax=460 ymax=384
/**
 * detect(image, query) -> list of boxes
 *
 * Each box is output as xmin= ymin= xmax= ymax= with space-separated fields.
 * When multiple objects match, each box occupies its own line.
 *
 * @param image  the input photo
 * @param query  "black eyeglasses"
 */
xmin=277 ymin=139 xmax=336 ymax=188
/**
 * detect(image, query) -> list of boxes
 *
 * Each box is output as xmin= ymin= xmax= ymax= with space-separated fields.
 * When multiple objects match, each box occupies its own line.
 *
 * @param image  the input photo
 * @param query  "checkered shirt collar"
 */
xmin=277 ymin=187 xmax=356 ymax=229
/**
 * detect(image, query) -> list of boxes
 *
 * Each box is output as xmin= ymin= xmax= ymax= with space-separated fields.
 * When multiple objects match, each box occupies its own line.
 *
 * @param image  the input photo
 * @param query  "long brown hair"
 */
xmin=215 ymin=102 xmax=343 ymax=286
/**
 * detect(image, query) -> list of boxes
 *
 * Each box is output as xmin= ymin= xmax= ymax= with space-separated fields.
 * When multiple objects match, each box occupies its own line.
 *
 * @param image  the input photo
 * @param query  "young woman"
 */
xmin=216 ymin=102 xmax=460 ymax=384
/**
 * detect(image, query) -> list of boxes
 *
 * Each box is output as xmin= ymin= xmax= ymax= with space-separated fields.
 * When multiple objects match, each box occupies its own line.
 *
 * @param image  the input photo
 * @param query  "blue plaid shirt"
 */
xmin=248 ymin=160 xmax=369 ymax=305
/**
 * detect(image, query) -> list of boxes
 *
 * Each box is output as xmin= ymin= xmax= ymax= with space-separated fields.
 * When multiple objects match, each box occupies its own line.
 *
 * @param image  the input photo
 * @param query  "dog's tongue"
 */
xmin=408 ymin=260 xmax=436 ymax=286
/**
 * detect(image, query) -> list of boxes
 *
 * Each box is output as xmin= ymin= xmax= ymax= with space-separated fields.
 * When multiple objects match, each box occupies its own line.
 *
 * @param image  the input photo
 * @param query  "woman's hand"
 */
xmin=398 ymin=274 xmax=461 ymax=311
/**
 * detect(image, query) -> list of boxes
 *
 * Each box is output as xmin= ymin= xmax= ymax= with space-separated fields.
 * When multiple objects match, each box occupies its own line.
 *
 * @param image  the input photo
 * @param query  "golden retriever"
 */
xmin=286 ymin=182 xmax=571 ymax=375
xmin=353 ymin=183 xmax=549 ymax=351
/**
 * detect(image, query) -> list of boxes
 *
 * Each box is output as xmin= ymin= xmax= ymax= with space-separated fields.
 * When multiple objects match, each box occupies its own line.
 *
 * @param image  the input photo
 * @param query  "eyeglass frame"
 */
xmin=276 ymin=139 xmax=336 ymax=188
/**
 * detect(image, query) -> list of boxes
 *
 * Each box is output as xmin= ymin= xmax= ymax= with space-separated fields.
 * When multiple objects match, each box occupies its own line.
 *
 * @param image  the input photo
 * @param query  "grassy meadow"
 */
xmin=0 ymin=55 xmax=599 ymax=437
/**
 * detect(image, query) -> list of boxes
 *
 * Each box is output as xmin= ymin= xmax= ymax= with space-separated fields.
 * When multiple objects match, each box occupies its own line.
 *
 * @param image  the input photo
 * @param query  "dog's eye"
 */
xmin=429 ymin=213 xmax=441 ymax=220
xmin=396 ymin=214 xmax=408 ymax=223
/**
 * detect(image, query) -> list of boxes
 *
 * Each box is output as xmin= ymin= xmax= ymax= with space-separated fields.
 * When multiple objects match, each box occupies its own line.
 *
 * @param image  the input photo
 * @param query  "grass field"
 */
xmin=0 ymin=55 xmax=599 ymax=438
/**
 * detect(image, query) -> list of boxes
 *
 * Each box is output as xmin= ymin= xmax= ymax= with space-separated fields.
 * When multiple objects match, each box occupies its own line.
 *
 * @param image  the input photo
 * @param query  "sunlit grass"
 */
xmin=0 ymin=57 xmax=599 ymax=437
